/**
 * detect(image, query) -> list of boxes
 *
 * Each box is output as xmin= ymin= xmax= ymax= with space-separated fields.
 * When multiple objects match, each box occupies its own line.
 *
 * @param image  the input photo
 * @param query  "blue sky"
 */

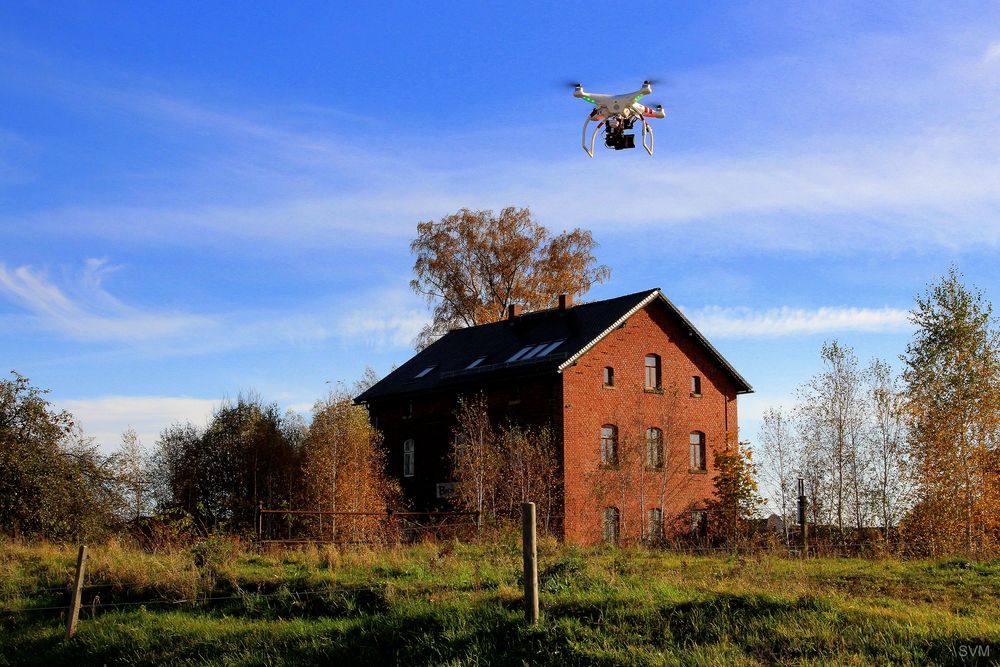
xmin=2 ymin=2 xmax=1000 ymax=452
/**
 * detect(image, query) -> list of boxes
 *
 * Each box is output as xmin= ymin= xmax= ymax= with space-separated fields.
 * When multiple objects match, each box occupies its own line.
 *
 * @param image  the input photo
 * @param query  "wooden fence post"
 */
xmin=65 ymin=545 xmax=88 ymax=640
xmin=521 ymin=502 xmax=539 ymax=624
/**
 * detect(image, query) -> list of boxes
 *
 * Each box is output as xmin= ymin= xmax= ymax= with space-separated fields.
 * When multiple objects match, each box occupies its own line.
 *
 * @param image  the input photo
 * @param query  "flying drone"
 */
xmin=572 ymin=80 xmax=666 ymax=157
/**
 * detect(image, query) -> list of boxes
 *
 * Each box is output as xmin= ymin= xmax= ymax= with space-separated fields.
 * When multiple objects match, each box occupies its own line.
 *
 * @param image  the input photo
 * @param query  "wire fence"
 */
xmin=0 ymin=582 xmax=401 ymax=615
xmin=256 ymin=507 xmax=491 ymax=546
xmin=2 ymin=537 xmax=995 ymax=621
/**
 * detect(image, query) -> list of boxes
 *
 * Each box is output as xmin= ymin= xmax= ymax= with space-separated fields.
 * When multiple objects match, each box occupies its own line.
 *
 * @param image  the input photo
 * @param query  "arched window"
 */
xmin=600 ymin=425 xmax=618 ymax=467
xmin=403 ymin=439 xmax=415 ymax=477
xmin=647 ymin=508 xmax=664 ymax=543
xmin=602 ymin=507 xmax=620 ymax=543
xmin=689 ymin=431 xmax=706 ymax=471
xmin=644 ymin=354 xmax=661 ymax=390
xmin=646 ymin=427 xmax=664 ymax=469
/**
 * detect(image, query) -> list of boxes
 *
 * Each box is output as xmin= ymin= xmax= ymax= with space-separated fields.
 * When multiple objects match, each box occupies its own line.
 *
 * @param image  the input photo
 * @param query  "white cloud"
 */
xmin=687 ymin=305 xmax=912 ymax=338
xmin=0 ymin=259 xmax=214 ymax=343
xmin=58 ymin=395 xmax=221 ymax=453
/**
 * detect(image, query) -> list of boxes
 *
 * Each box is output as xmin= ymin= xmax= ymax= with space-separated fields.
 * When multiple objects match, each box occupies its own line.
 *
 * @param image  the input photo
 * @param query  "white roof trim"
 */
xmin=557 ymin=288 xmax=753 ymax=394
xmin=557 ymin=290 xmax=660 ymax=373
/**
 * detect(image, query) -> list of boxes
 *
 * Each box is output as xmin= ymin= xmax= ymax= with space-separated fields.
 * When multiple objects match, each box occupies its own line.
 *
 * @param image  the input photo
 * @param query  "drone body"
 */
xmin=573 ymin=81 xmax=665 ymax=157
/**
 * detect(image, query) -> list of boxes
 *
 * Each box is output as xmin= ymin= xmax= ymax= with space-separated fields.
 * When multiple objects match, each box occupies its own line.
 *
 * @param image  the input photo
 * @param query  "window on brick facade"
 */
xmin=603 ymin=366 xmax=614 ymax=387
xmin=600 ymin=425 xmax=618 ymax=467
xmin=646 ymin=427 xmax=663 ymax=469
xmin=691 ymin=375 xmax=702 ymax=395
xmin=404 ymin=400 xmax=413 ymax=419
xmin=645 ymin=354 xmax=662 ymax=390
xmin=647 ymin=508 xmax=664 ymax=543
xmin=689 ymin=431 xmax=706 ymax=471
xmin=403 ymin=439 xmax=415 ymax=477
xmin=691 ymin=509 xmax=707 ymax=536
xmin=602 ymin=507 xmax=620 ymax=543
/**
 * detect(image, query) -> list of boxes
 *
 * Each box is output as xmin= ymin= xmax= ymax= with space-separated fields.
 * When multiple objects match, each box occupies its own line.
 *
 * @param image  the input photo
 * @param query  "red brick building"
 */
xmin=354 ymin=289 xmax=752 ymax=544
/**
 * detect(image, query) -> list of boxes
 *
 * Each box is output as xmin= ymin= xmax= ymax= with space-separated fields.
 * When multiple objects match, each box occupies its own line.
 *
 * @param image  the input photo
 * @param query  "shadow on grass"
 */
xmin=3 ymin=590 xmax=996 ymax=667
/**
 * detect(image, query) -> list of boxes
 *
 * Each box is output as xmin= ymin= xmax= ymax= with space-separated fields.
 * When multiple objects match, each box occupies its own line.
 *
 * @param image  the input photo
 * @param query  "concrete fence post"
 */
xmin=65 ymin=545 xmax=88 ymax=640
xmin=521 ymin=502 xmax=539 ymax=624
xmin=797 ymin=478 xmax=809 ymax=560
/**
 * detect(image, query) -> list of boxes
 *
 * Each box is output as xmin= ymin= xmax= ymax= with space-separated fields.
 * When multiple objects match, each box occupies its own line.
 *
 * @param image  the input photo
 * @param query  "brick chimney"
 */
xmin=507 ymin=303 xmax=523 ymax=320
xmin=558 ymin=294 xmax=573 ymax=311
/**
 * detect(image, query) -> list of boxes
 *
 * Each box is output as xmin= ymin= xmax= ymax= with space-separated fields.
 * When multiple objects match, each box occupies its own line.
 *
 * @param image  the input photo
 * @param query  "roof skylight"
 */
xmin=507 ymin=346 xmax=534 ymax=362
xmin=466 ymin=357 xmax=486 ymax=369
xmin=414 ymin=366 xmax=435 ymax=378
xmin=520 ymin=343 xmax=550 ymax=360
xmin=507 ymin=339 xmax=567 ymax=363
xmin=538 ymin=339 xmax=565 ymax=356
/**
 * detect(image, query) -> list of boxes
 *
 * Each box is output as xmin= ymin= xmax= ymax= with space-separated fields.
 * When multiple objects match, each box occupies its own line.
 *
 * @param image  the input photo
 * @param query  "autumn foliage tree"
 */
xmin=410 ymin=207 xmax=611 ymax=348
xmin=900 ymin=267 xmax=1000 ymax=554
xmin=450 ymin=394 xmax=501 ymax=524
xmin=300 ymin=392 xmax=400 ymax=543
xmin=705 ymin=441 xmax=764 ymax=544
xmin=497 ymin=422 xmax=561 ymax=531
xmin=449 ymin=393 xmax=561 ymax=531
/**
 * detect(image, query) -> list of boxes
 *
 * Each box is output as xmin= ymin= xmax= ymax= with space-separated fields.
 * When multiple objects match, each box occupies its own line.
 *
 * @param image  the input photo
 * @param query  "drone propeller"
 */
xmin=642 ymin=77 xmax=674 ymax=88
xmin=558 ymin=79 xmax=584 ymax=89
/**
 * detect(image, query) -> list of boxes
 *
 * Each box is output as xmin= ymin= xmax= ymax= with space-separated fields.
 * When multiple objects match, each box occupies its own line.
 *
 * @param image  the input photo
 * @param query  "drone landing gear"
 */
xmin=639 ymin=116 xmax=654 ymax=156
xmin=581 ymin=115 xmax=654 ymax=157
xmin=582 ymin=117 xmax=603 ymax=158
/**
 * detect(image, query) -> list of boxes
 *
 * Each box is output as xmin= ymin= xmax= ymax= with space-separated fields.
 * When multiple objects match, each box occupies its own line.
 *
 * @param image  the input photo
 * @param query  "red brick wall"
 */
xmin=560 ymin=301 xmax=741 ymax=544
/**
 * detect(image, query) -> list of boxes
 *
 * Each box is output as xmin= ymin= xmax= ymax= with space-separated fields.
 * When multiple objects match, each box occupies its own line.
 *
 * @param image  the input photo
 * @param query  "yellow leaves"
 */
xmin=410 ymin=207 xmax=610 ymax=348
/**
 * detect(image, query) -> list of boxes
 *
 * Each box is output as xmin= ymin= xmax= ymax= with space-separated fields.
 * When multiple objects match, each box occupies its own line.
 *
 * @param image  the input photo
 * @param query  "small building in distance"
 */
xmin=354 ymin=288 xmax=752 ymax=544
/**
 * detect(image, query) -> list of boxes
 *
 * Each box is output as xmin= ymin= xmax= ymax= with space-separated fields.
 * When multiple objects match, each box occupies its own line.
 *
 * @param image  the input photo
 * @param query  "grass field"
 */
xmin=1 ymin=536 xmax=998 ymax=666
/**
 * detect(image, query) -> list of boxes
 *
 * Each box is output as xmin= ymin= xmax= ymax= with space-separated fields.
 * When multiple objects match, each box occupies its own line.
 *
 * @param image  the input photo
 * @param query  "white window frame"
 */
xmin=646 ymin=427 xmax=663 ymax=469
xmin=600 ymin=425 xmax=618 ymax=467
xmin=602 ymin=507 xmax=620 ymax=543
xmin=689 ymin=432 xmax=706 ymax=471
xmin=647 ymin=508 xmax=664 ymax=542
xmin=645 ymin=354 xmax=662 ymax=389
xmin=403 ymin=439 xmax=415 ymax=477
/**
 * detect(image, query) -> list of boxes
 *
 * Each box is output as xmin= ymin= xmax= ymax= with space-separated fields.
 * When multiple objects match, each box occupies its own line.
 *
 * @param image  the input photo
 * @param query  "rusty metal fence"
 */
xmin=256 ymin=507 xmax=483 ymax=546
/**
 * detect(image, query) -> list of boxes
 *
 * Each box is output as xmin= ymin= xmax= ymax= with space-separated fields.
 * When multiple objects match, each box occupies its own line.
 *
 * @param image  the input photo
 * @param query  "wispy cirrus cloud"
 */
xmin=687 ymin=305 xmax=912 ymax=338
xmin=4 ymin=31 xmax=1000 ymax=258
xmin=0 ymin=259 xmax=426 ymax=354
xmin=0 ymin=258 xmax=213 ymax=343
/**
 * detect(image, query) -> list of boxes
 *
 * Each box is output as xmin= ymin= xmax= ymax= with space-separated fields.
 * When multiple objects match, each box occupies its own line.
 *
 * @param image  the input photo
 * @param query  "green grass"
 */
xmin=1 ymin=538 xmax=998 ymax=666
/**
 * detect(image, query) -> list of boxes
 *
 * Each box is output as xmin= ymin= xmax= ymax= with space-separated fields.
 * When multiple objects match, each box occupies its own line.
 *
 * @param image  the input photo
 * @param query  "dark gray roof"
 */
xmin=354 ymin=288 xmax=752 ymax=403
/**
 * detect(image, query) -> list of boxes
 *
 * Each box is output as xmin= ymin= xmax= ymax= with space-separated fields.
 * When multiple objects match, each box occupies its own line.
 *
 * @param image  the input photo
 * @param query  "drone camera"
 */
xmin=606 ymin=133 xmax=636 ymax=150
